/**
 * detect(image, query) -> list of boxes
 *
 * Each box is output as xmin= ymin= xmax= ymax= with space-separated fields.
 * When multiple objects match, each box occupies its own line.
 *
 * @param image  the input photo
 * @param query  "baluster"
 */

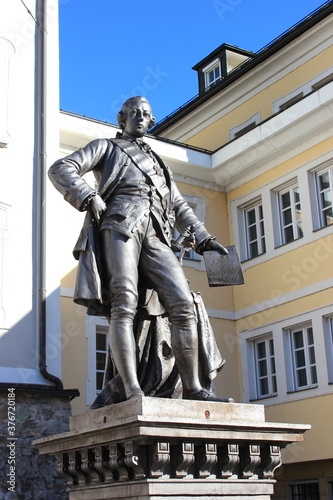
xmin=150 ymin=442 xmax=170 ymax=478
xmin=94 ymin=446 xmax=114 ymax=481
xmin=197 ymin=443 xmax=218 ymax=479
xmin=124 ymin=441 xmax=145 ymax=479
xmin=174 ymin=442 xmax=195 ymax=478
xmin=56 ymin=453 xmax=76 ymax=485
xmin=261 ymin=445 xmax=282 ymax=478
xmin=108 ymin=444 xmax=129 ymax=481
xmin=242 ymin=444 xmax=261 ymax=479
xmin=220 ymin=443 xmax=240 ymax=479
xmin=68 ymin=450 xmax=88 ymax=484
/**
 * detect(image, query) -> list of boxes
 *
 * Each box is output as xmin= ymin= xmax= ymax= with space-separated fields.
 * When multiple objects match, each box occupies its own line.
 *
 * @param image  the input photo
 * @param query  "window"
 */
xmin=172 ymin=194 xmax=205 ymax=269
xmin=96 ymin=326 xmax=108 ymax=392
xmin=229 ymin=112 xmax=261 ymax=141
xmin=278 ymin=93 xmax=304 ymax=112
xmin=244 ymin=202 xmax=266 ymax=259
xmin=290 ymin=326 xmax=317 ymax=390
xmin=290 ymin=482 xmax=320 ymax=500
xmin=203 ymin=59 xmax=221 ymax=89
xmin=316 ymin=167 xmax=333 ymax=228
xmin=278 ymin=185 xmax=303 ymax=244
xmin=323 ymin=316 xmax=333 ymax=383
xmin=254 ymin=337 xmax=277 ymax=398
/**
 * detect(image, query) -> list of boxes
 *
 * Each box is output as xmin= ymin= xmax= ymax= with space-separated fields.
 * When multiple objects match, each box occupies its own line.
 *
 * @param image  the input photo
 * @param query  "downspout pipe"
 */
xmin=34 ymin=0 xmax=63 ymax=390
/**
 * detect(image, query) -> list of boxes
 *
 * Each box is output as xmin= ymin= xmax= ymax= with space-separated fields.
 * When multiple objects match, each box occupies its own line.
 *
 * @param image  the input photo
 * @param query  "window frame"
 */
xmin=243 ymin=201 xmax=266 ymax=261
xmin=252 ymin=335 xmax=277 ymax=400
xmin=287 ymin=324 xmax=318 ymax=392
xmin=229 ymin=112 xmax=261 ymax=141
xmin=277 ymin=183 xmax=303 ymax=245
xmin=202 ymin=58 xmax=221 ymax=89
xmin=323 ymin=315 xmax=333 ymax=384
xmin=315 ymin=166 xmax=333 ymax=229
xmin=95 ymin=326 xmax=108 ymax=394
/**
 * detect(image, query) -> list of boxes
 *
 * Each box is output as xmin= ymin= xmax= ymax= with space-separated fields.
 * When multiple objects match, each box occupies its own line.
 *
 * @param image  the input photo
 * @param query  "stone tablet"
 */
xmin=203 ymin=246 xmax=244 ymax=286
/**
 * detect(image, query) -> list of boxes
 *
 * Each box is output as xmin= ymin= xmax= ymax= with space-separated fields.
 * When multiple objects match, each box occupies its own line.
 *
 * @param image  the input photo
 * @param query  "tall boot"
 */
xmin=109 ymin=319 xmax=144 ymax=400
xmin=171 ymin=323 xmax=234 ymax=403
xmin=171 ymin=322 xmax=202 ymax=395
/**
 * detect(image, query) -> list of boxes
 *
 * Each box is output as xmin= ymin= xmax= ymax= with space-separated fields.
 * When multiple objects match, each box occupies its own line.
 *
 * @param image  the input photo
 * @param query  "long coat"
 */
xmin=49 ymin=138 xmax=213 ymax=316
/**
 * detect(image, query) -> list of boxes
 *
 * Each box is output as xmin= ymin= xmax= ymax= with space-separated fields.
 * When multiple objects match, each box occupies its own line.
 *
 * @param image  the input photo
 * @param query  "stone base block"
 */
xmin=68 ymin=478 xmax=275 ymax=500
xmin=34 ymin=397 xmax=310 ymax=499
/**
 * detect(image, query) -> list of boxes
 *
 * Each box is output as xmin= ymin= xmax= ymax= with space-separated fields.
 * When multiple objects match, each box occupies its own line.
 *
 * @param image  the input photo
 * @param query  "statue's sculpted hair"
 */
xmin=117 ymin=96 xmax=156 ymax=131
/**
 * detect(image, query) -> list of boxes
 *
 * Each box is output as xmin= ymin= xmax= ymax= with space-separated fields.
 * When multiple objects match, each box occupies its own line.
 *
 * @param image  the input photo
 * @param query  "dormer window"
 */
xmin=203 ymin=59 xmax=221 ymax=89
xmin=193 ymin=43 xmax=255 ymax=95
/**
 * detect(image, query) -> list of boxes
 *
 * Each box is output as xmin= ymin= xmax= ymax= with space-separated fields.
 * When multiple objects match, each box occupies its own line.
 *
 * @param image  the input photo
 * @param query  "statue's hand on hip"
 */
xmin=90 ymin=194 xmax=106 ymax=223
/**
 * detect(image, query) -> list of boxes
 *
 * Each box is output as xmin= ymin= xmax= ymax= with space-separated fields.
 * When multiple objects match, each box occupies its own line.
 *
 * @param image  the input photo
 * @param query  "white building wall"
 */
xmin=0 ymin=0 xmax=61 ymax=385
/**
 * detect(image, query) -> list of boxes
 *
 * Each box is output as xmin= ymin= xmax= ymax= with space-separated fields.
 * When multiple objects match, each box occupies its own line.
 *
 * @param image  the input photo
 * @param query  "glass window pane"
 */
xmin=96 ymin=352 xmax=106 ymax=370
xmin=96 ymin=371 xmax=104 ymax=391
xmin=296 ymin=350 xmax=306 ymax=368
xmin=259 ymin=204 xmax=263 ymax=219
xmin=284 ymin=225 xmax=294 ymax=243
xmin=259 ymin=359 xmax=267 ymax=377
xmin=260 ymin=220 xmax=265 ymax=236
xmin=297 ymin=368 xmax=307 ymax=387
xmin=261 ymin=237 xmax=266 ymax=253
xmin=323 ymin=207 xmax=333 ymax=226
xmin=281 ymin=192 xmax=291 ymax=209
xmin=247 ymin=209 xmax=255 ymax=225
xmin=257 ymin=341 xmax=266 ymax=359
xmin=283 ymin=208 xmax=292 ymax=226
xmin=307 ymin=327 xmax=314 ymax=344
xmin=321 ymin=190 xmax=332 ymax=208
xmin=269 ymin=339 xmax=274 ymax=355
xmin=311 ymin=365 xmax=318 ymax=384
xmin=96 ymin=332 xmax=106 ymax=351
xmin=293 ymin=187 xmax=300 ymax=204
xmin=319 ymin=171 xmax=330 ymax=190
xmin=309 ymin=346 xmax=316 ymax=365
xmin=260 ymin=378 xmax=269 ymax=396
xmin=250 ymin=241 xmax=258 ymax=258
xmin=249 ymin=225 xmax=257 ymax=241
xmin=294 ymin=331 xmax=304 ymax=348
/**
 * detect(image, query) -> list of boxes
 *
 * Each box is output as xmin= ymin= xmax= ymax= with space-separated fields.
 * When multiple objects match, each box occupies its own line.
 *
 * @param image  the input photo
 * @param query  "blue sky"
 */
xmin=59 ymin=0 xmax=328 ymax=125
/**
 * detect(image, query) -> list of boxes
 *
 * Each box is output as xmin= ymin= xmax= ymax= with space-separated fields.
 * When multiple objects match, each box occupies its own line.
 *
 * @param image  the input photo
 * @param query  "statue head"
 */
xmin=117 ymin=96 xmax=156 ymax=138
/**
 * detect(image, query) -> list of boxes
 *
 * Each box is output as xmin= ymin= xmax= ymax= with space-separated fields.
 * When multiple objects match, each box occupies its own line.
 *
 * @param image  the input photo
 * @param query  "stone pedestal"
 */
xmin=34 ymin=397 xmax=309 ymax=499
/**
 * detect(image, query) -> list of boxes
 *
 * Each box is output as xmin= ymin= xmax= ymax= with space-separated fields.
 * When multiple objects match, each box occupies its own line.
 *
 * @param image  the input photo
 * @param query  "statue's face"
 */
xmin=123 ymin=99 xmax=152 ymax=138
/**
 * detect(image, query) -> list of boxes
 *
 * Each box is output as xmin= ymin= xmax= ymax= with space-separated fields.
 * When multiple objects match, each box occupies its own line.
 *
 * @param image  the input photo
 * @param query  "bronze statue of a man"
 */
xmin=49 ymin=96 xmax=232 ymax=404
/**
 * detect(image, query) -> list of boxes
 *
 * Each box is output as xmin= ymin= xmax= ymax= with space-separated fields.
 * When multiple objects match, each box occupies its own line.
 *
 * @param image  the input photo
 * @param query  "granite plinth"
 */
xmin=34 ymin=397 xmax=310 ymax=499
